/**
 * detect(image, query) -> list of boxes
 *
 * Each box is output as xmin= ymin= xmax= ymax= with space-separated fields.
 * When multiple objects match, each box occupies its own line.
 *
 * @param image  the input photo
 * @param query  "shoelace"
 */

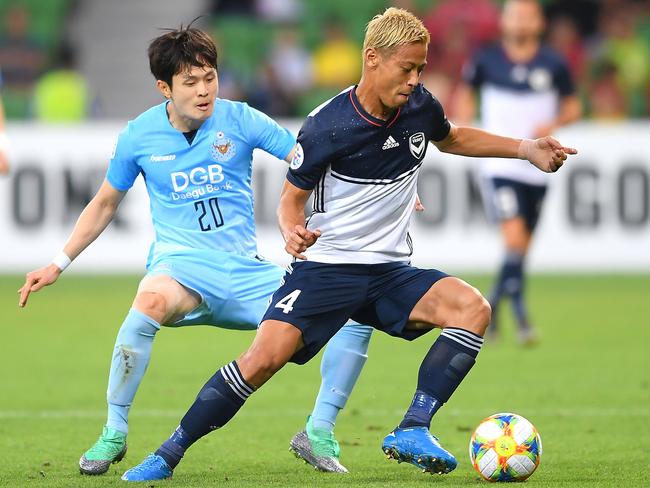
xmin=87 ymin=436 xmax=124 ymax=457
xmin=127 ymin=455 xmax=167 ymax=475
xmin=311 ymin=433 xmax=341 ymax=458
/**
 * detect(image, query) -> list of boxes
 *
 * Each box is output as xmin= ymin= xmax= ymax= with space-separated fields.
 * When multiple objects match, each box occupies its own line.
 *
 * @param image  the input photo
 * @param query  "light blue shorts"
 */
xmin=146 ymin=248 xmax=284 ymax=330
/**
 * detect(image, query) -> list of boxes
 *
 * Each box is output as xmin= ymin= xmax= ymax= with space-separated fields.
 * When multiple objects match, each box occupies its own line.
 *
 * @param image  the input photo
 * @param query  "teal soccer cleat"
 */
xmin=121 ymin=454 xmax=173 ymax=482
xmin=382 ymin=426 xmax=457 ymax=474
xmin=289 ymin=416 xmax=349 ymax=473
xmin=79 ymin=426 xmax=127 ymax=475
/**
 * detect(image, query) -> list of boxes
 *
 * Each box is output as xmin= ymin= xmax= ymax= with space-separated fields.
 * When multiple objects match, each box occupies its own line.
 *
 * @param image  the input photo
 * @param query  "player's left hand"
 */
xmin=519 ymin=136 xmax=578 ymax=173
xmin=285 ymin=224 xmax=321 ymax=260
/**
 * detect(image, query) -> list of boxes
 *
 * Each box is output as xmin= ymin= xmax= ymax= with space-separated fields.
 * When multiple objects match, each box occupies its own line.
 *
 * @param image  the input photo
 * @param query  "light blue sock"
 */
xmin=311 ymin=323 xmax=373 ymax=432
xmin=106 ymin=308 xmax=160 ymax=434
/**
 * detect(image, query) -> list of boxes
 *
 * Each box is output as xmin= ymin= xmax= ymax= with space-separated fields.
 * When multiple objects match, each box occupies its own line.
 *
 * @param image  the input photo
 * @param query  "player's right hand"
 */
xmin=18 ymin=264 xmax=62 ymax=308
xmin=519 ymin=136 xmax=578 ymax=173
xmin=284 ymin=224 xmax=321 ymax=260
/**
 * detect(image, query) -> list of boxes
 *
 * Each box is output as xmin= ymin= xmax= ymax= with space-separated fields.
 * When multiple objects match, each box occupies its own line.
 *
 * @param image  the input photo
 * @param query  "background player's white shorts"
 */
xmin=146 ymin=248 xmax=284 ymax=330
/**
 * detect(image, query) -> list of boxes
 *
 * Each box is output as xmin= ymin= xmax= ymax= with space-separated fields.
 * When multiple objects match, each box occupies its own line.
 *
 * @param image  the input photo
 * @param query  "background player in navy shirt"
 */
xmin=18 ymin=25 xmax=373 ymax=477
xmin=455 ymin=0 xmax=582 ymax=344
xmin=123 ymin=8 xmax=577 ymax=481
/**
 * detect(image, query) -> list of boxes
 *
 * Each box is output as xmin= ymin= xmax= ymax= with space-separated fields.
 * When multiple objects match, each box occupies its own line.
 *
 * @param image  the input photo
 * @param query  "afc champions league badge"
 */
xmin=409 ymin=132 xmax=426 ymax=160
xmin=290 ymin=143 xmax=304 ymax=170
xmin=211 ymin=131 xmax=236 ymax=162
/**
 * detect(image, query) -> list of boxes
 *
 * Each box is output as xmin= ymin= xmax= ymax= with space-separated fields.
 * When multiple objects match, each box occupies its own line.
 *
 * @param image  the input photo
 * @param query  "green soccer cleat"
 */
xmin=289 ymin=416 xmax=349 ymax=473
xmin=79 ymin=426 xmax=127 ymax=475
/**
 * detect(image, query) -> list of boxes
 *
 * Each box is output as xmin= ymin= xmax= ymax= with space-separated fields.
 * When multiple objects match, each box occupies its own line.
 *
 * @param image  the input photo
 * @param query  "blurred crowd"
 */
xmin=0 ymin=0 xmax=648 ymax=121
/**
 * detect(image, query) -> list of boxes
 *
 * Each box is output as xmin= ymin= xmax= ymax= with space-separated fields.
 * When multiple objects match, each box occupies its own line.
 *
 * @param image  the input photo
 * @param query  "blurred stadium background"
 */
xmin=1 ymin=1 xmax=649 ymax=486
xmin=0 ymin=0 xmax=648 ymax=272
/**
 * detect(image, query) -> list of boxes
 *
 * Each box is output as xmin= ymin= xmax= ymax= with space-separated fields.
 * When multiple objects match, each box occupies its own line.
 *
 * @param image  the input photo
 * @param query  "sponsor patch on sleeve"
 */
xmin=290 ymin=143 xmax=304 ymax=170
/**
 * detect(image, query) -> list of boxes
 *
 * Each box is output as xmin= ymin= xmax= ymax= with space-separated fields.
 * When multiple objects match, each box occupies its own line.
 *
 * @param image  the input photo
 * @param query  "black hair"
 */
xmin=148 ymin=18 xmax=218 ymax=86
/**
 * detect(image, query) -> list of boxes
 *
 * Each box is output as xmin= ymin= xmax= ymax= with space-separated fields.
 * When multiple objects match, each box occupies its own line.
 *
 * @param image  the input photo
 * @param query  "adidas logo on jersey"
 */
xmin=382 ymin=135 xmax=400 ymax=150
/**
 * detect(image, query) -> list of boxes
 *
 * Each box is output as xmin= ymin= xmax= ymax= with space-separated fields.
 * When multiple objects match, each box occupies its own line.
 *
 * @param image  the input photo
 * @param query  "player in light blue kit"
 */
xmin=18 ymin=25 xmax=370 ymax=476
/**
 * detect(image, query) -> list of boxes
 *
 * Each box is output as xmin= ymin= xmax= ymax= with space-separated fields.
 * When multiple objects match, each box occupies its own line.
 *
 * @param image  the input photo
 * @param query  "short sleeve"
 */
xmin=244 ymin=104 xmax=296 ymax=160
xmin=286 ymin=116 xmax=332 ymax=190
xmin=105 ymin=124 xmax=140 ymax=191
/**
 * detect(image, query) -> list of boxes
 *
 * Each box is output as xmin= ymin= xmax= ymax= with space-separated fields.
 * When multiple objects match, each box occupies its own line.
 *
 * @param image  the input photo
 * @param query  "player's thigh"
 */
xmin=408 ymin=276 xmax=490 ymax=334
xmin=157 ymin=253 xmax=282 ymax=330
xmin=135 ymin=273 xmax=201 ymax=324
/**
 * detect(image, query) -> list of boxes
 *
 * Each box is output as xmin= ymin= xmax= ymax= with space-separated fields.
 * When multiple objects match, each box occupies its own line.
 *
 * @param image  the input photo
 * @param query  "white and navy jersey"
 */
xmin=463 ymin=44 xmax=575 ymax=185
xmin=287 ymin=84 xmax=450 ymax=264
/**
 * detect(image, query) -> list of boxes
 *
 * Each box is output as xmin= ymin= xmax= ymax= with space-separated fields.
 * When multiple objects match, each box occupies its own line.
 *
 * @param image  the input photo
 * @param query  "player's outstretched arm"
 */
xmin=18 ymin=179 xmax=126 ymax=307
xmin=433 ymin=125 xmax=577 ymax=173
xmin=277 ymin=179 xmax=320 ymax=260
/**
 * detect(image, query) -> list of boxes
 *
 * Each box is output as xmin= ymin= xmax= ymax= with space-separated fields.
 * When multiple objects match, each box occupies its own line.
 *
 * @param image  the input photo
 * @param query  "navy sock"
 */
xmin=490 ymin=251 xmax=525 ymax=331
xmin=399 ymin=328 xmax=483 ymax=429
xmin=155 ymin=425 xmax=193 ymax=469
xmin=155 ymin=361 xmax=254 ymax=469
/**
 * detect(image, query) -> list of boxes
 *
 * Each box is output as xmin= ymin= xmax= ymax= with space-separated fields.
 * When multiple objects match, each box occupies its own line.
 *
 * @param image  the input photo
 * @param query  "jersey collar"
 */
xmin=349 ymin=86 xmax=401 ymax=129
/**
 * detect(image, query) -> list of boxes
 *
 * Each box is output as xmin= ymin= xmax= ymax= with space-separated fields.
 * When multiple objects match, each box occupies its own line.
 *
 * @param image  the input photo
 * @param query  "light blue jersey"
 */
xmin=107 ymin=99 xmax=295 ymax=263
xmin=106 ymin=99 xmax=294 ymax=329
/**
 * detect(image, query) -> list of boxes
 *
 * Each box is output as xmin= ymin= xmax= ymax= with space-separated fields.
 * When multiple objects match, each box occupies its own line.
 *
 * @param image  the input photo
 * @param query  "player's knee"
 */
xmin=133 ymin=291 xmax=168 ymax=322
xmin=457 ymin=289 xmax=491 ymax=335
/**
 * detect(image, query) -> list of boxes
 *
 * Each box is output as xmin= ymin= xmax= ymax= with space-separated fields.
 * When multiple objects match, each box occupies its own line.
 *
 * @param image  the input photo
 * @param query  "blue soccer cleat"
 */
xmin=121 ymin=454 xmax=172 ymax=482
xmin=382 ymin=426 xmax=457 ymax=474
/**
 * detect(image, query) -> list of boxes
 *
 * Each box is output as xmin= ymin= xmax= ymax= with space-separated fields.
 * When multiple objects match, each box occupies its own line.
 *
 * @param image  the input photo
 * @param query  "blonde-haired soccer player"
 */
xmin=124 ymin=8 xmax=575 ymax=481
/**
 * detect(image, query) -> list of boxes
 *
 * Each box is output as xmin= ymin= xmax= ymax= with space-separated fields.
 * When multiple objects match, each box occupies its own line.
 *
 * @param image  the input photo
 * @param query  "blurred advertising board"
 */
xmin=1 ymin=121 xmax=648 ymax=272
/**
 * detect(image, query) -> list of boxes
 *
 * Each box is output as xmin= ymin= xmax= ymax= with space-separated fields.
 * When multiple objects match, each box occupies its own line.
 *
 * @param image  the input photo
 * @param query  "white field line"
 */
xmin=1 ymin=407 xmax=649 ymax=419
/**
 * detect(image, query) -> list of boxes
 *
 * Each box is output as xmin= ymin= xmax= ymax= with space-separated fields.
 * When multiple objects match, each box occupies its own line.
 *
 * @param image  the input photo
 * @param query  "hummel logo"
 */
xmin=382 ymin=135 xmax=400 ymax=150
xmin=150 ymin=154 xmax=176 ymax=162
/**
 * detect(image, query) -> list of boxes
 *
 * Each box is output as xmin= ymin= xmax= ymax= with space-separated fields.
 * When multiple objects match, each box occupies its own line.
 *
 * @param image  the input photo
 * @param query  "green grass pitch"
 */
xmin=1 ymin=274 xmax=649 ymax=487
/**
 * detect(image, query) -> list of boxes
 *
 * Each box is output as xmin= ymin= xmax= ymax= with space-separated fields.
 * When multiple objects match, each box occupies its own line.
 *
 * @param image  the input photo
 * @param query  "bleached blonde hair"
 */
xmin=363 ymin=7 xmax=430 ymax=53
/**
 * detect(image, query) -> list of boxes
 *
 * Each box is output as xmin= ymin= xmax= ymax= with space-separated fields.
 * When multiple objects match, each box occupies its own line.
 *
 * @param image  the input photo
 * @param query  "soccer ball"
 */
xmin=469 ymin=412 xmax=542 ymax=482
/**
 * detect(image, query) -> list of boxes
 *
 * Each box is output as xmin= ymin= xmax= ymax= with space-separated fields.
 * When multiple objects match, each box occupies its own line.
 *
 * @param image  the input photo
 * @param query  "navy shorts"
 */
xmin=261 ymin=261 xmax=449 ymax=364
xmin=481 ymin=177 xmax=548 ymax=231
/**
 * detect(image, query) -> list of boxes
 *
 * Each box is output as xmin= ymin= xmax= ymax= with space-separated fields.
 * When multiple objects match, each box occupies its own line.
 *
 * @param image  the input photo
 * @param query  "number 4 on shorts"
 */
xmin=275 ymin=289 xmax=302 ymax=314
